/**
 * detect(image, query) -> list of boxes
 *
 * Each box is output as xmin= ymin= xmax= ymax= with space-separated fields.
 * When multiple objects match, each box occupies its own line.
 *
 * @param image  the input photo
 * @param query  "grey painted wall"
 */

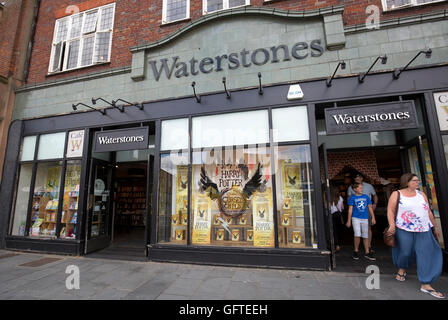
xmin=13 ymin=14 xmax=448 ymax=120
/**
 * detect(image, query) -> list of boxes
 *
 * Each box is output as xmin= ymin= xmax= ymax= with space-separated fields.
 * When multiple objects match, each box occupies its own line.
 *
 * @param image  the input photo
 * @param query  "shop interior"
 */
xmin=316 ymin=96 xmax=443 ymax=266
xmin=87 ymin=149 xmax=154 ymax=260
xmin=86 ymin=123 xmax=155 ymax=260
xmin=112 ymin=161 xmax=148 ymax=249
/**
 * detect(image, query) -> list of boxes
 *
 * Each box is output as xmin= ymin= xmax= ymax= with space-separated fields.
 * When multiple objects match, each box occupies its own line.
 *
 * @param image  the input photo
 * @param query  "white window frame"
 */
xmin=48 ymin=3 xmax=115 ymax=74
xmin=162 ymin=0 xmax=190 ymax=25
xmin=381 ymin=0 xmax=446 ymax=11
xmin=202 ymin=0 xmax=250 ymax=15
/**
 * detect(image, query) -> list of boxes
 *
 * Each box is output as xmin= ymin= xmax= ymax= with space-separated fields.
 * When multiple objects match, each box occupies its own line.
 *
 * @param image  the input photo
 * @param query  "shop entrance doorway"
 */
xmin=84 ymin=124 xmax=155 ymax=260
xmin=317 ymin=96 xmax=444 ymax=271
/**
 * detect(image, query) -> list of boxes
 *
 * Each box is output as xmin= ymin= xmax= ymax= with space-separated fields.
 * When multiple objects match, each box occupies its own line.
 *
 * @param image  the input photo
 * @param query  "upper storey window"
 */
xmin=203 ymin=0 xmax=250 ymax=15
xmin=382 ymin=0 xmax=446 ymax=11
xmin=49 ymin=3 xmax=115 ymax=73
xmin=162 ymin=0 xmax=190 ymax=24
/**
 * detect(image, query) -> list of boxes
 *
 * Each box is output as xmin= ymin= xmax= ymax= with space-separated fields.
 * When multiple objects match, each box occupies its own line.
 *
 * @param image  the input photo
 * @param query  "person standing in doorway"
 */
xmin=386 ymin=173 xmax=445 ymax=299
xmin=330 ymin=186 xmax=344 ymax=252
xmin=346 ymin=182 xmax=376 ymax=261
xmin=347 ymin=172 xmax=378 ymax=252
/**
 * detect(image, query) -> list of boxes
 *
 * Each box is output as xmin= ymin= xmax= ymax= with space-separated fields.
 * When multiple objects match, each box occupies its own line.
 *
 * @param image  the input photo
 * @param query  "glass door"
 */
xmin=403 ymin=136 xmax=444 ymax=248
xmin=85 ymin=158 xmax=113 ymax=254
xmin=319 ymin=143 xmax=336 ymax=269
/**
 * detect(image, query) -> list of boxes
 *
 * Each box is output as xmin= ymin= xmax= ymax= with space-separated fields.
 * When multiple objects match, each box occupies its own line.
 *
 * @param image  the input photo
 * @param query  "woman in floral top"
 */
xmin=386 ymin=173 xmax=444 ymax=299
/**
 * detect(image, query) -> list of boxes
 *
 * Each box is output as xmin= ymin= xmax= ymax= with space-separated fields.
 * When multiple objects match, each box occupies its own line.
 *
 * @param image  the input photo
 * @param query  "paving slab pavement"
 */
xmin=0 ymin=249 xmax=447 ymax=301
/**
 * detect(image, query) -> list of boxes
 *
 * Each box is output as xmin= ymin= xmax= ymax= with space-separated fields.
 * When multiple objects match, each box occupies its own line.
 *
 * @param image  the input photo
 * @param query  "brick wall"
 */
xmin=327 ymin=150 xmax=382 ymax=184
xmin=0 ymin=0 xmax=37 ymax=182
xmin=25 ymin=0 xmax=448 ymax=85
xmin=0 ymin=0 xmax=23 ymax=78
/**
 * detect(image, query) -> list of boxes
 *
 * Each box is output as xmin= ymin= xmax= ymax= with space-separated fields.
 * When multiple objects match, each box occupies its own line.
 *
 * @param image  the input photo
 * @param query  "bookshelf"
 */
xmin=116 ymin=181 xmax=146 ymax=229
xmin=30 ymin=193 xmax=58 ymax=238
xmin=60 ymin=190 xmax=78 ymax=239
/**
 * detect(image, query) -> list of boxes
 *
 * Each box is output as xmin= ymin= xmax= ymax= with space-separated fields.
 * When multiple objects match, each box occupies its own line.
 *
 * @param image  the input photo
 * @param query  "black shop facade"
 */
xmin=1 ymin=64 xmax=448 ymax=270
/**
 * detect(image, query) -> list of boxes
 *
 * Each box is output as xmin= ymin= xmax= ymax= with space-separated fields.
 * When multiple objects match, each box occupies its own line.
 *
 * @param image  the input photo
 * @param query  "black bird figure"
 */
xmin=288 ymin=175 xmax=297 ymax=186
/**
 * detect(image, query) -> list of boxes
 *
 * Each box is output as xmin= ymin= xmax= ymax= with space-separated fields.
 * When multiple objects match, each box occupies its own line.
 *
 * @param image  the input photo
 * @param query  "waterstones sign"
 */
xmin=325 ymin=101 xmax=418 ymax=135
xmin=93 ymin=127 xmax=149 ymax=152
xmin=148 ymin=40 xmax=324 ymax=81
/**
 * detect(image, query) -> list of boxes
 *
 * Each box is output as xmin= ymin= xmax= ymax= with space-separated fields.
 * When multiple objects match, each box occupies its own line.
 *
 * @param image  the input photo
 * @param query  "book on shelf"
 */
xmin=70 ymin=212 xmax=77 ymax=224
xmin=231 ymin=229 xmax=240 ymax=242
xmin=216 ymin=229 xmax=224 ymax=241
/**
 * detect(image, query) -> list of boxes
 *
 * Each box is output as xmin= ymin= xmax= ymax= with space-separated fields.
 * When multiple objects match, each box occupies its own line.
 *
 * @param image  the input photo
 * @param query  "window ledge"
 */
xmin=46 ymin=61 xmax=111 ymax=78
xmin=383 ymin=0 xmax=447 ymax=13
xmin=203 ymin=4 xmax=250 ymax=15
xmin=161 ymin=17 xmax=191 ymax=27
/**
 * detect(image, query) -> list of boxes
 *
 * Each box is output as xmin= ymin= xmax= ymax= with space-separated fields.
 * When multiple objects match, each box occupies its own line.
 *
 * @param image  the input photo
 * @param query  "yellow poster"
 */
xmin=252 ymin=189 xmax=274 ymax=247
xmin=175 ymin=165 xmax=188 ymax=218
xmin=46 ymin=167 xmax=61 ymax=191
xmin=192 ymin=195 xmax=212 ymax=244
xmin=64 ymin=164 xmax=81 ymax=191
xmin=281 ymin=161 xmax=304 ymax=217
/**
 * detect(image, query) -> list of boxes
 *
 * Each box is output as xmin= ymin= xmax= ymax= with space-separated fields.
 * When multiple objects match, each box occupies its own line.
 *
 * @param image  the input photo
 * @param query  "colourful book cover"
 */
xmin=293 ymin=231 xmax=302 ymax=244
xmin=231 ymin=229 xmax=240 ymax=242
xmin=216 ymin=229 xmax=224 ymax=241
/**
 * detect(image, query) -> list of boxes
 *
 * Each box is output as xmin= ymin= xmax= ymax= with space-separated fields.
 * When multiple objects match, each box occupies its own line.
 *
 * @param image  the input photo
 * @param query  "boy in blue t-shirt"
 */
xmin=346 ymin=182 xmax=376 ymax=261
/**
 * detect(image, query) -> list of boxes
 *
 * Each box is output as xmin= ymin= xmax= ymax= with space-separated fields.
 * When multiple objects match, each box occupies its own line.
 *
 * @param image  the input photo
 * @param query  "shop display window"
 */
xmin=158 ymin=151 xmax=189 ymax=244
xmin=161 ymin=118 xmax=189 ymax=151
xmin=20 ymin=136 xmax=37 ymax=161
xmin=408 ymin=140 xmax=445 ymax=248
xmin=157 ymin=107 xmax=320 ymax=249
xmin=191 ymin=146 xmax=274 ymax=247
xmin=272 ymin=106 xmax=309 ymax=142
xmin=443 ymin=135 xmax=448 ymax=169
xmin=60 ymin=161 xmax=81 ymax=239
xmin=10 ymin=131 xmax=83 ymax=240
xmin=37 ymin=132 xmax=66 ymax=160
xmin=192 ymin=110 xmax=269 ymax=148
xmin=30 ymin=161 xmax=63 ymax=238
xmin=275 ymin=145 xmax=317 ymax=248
xmin=10 ymin=164 xmax=33 ymax=236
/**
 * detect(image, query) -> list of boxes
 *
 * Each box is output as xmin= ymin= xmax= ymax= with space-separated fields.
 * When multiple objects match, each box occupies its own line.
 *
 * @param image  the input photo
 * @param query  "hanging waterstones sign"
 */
xmin=433 ymin=92 xmax=448 ymax=131
xmin=93 ymin=127 xmax=149 ymax=152
xmin=325 ymin=101 xmax=418 ymax=135
xmin=67 ymin=130 xmax=84 ymax=158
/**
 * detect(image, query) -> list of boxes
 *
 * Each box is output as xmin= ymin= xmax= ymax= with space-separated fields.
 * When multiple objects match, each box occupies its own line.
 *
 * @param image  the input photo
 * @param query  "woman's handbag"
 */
xmin=383 ymin=228 xmax=396 ymax=247
xmin=383 ymin=191 xmax=400 ymax=247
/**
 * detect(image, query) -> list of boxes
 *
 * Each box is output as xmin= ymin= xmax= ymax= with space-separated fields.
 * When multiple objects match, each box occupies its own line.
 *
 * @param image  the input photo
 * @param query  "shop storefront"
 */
xmin=1 ymin=64 xmax=448 ymax=270
xmin=1 ymin=7 xmax=448 ymax=270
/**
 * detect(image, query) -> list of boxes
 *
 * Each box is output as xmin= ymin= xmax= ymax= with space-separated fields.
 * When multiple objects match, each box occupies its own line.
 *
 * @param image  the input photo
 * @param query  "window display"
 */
xmin=20 ymin=136 xmax=37 ymax=161
xmin=10 ymin=164 xmax=33 ymax=236
xmin=30 ymin=162 xmax=63 ymax=238
xmin=443 ymin=135 xmax=448 ymax=166
xmin=158 ymin=151 xmax=189 ymax=244
xmin=60 ymin=161 xmax=81 ymax=239
xmin=157 ymin=108 xmax=319 ymax=250
xmin=275 ymin=145 xmax=317 ymax=248
xmin=191 ymin=146 xmax=274 ymax=247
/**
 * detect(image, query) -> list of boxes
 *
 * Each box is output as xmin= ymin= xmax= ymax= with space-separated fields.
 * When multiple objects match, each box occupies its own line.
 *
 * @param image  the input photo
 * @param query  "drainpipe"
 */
xmin=23 ymin=0 xmax=40 ymax=84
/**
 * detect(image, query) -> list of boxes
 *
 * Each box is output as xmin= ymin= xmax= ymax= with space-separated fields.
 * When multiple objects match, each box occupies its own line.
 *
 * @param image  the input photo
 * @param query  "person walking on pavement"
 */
xmin=346 ymin=182 xmax=376 ymax=261
xmin=386 ymin=173 xmax=445 ymax=299
xmin=347 ymin=172 xmax=378 ymax=252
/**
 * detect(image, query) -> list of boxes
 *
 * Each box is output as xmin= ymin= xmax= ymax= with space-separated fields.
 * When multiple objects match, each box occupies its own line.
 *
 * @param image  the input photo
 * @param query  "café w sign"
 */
xmin=325 ymin=101 xmax=419 ymax=135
